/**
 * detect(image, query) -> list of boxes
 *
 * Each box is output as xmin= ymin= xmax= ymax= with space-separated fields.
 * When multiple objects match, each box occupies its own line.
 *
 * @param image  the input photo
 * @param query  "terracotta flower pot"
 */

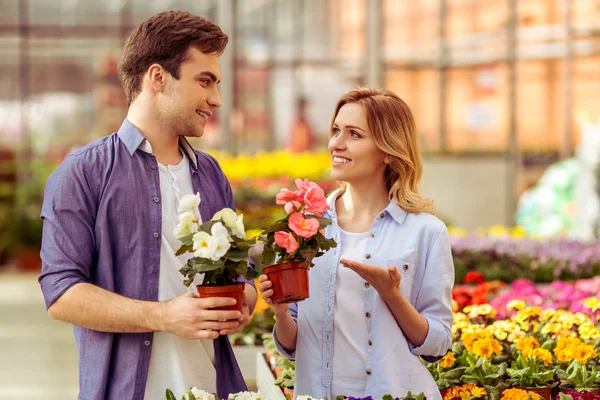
xmin=283 ymin=388 xmax=294 ymax=400
xmin=516 ymin=386 xmax=552 ymax=400
xmin=196 ymin=283 xmax=244 ymax=314
xmin=263 ymin=261 xmax=309 ymax=304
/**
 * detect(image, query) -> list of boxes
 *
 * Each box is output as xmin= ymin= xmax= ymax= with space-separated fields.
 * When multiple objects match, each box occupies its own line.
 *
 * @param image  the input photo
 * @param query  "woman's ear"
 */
xmin=384 ymin=154 xmax=391 ymax=164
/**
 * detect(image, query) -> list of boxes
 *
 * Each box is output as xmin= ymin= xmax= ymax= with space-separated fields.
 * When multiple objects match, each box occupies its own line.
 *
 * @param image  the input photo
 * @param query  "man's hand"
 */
xmin=161 ymin=292 xmax=242 ymax=340
xmin=218 ymin=296 xmax=252 ymax=335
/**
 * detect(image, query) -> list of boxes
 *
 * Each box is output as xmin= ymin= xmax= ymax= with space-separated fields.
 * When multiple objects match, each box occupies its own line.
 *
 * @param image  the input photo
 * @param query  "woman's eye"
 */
xmin=350 ymin=130 xmax=360 ymax=138
xmin=332 ymin=128 xmax=340 ymax=135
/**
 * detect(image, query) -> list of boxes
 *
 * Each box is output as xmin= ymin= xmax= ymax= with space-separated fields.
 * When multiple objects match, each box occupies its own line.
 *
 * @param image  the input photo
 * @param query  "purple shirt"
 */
xmin=39 ymin=119 xmax=249 ymax=400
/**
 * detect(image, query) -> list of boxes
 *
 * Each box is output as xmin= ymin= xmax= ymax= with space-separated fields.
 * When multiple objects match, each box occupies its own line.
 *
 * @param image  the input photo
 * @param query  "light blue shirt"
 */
xmin=274 ymin=192 xmax=454 ymax=400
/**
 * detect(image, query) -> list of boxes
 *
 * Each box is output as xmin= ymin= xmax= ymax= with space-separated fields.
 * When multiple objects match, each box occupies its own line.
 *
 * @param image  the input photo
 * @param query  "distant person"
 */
xmin=288 ymin=97 xmax=317 ymax=152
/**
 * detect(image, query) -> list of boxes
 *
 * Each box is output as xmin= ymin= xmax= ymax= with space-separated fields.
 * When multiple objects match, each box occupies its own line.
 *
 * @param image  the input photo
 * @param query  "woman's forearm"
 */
xmin=274 ymin=309 xmax=298 ymax=353
xmin=381 ymin=291 xmax=429 ymax=347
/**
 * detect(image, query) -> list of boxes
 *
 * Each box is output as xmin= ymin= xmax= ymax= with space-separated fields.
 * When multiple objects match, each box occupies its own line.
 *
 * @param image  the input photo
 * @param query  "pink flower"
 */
xmin=288 ymin=212 xmax=319 ymax=238
xmin=274 ymin=231 xmax=299 ymax=254
xmin=276 ymin=188 xmax=302 ymax=205
xmin=294 ymin=178 xmax=319 ymax=197
xmin=284 ymin=200 xmax=302 ymax=214
xmin=304 ymin=186 xmax=329 ymax=217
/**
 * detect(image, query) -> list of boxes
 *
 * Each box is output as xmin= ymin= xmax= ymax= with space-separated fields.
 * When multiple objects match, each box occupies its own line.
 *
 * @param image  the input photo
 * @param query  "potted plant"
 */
xmin=425 ymin=351 xmax=467 ymax=396
xmin=174 ymin=194 xmax=259 ymax=313
xmin=259 ymin=178 xmax=337 ymax=304
xmin=554 ymin=337 xmax=600 ymax=397
xmin=458 ymin=330 xmax=508 ymax=399
xmin=505 ymin=336 xmax=557 ymax=400
xmin=500 ymin=388 xmax=544 ymax=399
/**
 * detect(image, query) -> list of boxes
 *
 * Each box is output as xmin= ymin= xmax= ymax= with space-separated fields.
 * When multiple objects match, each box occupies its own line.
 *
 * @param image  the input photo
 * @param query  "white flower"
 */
xmin=173 ymin=211 xmax=196 ymax=239
xmin=211 ymin=221 xmax=230 ymax=239
xmin=190 ymin=387 xmax=216 ymax=400
xmin=296 ymin=397 xmax=323 ymax=400
xmin=193 ymin=232 xmax=213 ymax=258
xmin=228 ymin=391 xmax=261 ymax=400
xmin=212 ymin=208 xmax=246 ymax=239
xmin=212 ymin=208 xmax=237 ymax=227
xmin=178 ymin=193 xmax=201 ymax=213
xmin=233 ymin=215 xmax=246 ymax=239
xmin=208 ymin=234 xmax=231 ymax=261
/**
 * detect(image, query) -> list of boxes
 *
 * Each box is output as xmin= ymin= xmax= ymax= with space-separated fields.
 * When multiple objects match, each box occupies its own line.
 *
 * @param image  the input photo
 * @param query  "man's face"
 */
xmin=158 ymin=46 xmax=222 ymax=138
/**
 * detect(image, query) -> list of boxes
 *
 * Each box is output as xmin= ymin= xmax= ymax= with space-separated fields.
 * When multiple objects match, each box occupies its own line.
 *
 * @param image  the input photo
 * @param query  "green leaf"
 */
xmin=188 ymin=257 xmax=225 ymax=273
xmin=262 ymin=221 xmax=290 ymax=234
xmin=382 ymin=395 xmax=394 ymax=400
xmin=165 ymin=389 xmax=177 ymax=400
xmin=187 ymin=389 xmax=195 ymax=400
xmin=225 ymin=247 xmax=249 ymax=262
xmin=175 ymin=243 xmax=193 ymax=256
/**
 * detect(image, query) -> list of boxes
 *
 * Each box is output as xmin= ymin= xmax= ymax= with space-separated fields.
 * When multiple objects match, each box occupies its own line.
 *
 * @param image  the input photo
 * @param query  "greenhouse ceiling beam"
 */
xmin=365 ymin=0 xmax=382 ymax=88
xmin=216 ymin=0 xmax=235 ymax=153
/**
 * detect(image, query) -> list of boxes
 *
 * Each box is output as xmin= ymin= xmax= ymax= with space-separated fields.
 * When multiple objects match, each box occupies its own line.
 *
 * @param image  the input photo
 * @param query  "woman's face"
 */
xmin=328 ymin=102 xmax=388 ymax=186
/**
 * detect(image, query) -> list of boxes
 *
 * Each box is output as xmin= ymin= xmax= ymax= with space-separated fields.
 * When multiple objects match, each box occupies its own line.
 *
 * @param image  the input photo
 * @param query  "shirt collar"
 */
xmin=117 ymin=119 xmax=198 ymax=167
xmin=325 ymin=188 xmax=408 ymax=224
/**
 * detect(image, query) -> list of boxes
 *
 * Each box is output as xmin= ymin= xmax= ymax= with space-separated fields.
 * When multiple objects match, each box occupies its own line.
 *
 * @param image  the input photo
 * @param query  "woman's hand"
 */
xmin=340 ymin=259 xmax=403 ymax=302
xmin=257 ymin=274 xmax=289 ymax=316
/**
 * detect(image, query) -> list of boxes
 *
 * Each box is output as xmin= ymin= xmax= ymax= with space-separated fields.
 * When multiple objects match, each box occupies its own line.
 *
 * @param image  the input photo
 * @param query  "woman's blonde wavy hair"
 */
xmin=330 ymin=88 xmax=435 ymax=215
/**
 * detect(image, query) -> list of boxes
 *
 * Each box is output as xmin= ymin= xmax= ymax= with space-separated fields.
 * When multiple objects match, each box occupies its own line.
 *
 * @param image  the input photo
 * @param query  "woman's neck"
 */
xmin=335 ymin=183 xmax=390 ymax=232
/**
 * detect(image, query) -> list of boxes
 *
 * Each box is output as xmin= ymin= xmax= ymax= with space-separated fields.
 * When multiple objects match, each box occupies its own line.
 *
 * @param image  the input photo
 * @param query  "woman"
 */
xmin=258 ymin=88 xmax=454 ymax=399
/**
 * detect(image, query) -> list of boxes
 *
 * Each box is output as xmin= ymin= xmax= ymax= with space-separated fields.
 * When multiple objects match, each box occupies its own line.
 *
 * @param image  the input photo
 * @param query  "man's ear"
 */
xmin=147 ymin=63 xmax=166 ymax=93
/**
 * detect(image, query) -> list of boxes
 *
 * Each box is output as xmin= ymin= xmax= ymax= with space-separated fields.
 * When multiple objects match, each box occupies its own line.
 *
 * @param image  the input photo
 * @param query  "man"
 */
xmin=38 ymin=11 xmax=256 ymax=400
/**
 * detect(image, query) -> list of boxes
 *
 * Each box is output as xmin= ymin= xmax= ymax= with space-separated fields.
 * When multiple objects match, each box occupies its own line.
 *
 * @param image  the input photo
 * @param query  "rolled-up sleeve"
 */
xmin=38 ymin=155 xmax=97 ymax=309
xmin=273 ymin=302 xmax=298 ymax=359
xmin=410 ymin=224 xmax=454 ymax=360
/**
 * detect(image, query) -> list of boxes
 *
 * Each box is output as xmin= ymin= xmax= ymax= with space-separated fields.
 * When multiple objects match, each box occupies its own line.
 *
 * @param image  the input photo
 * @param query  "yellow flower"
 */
xmin=578 ymin=322 xmax=600 ymax=341
xmin=448 ymin=226 xmax=469 ymax=238
xmin=507 ymin=300 xmax=526 ymax=311
xmin=516 ymin=336 xmax=540 ymax=352
xmin=523 ymin=347 xmax=553 ymax=366
xmin=583 ymin=297 xmax=600 ymax=312
xmin=452 ymin=299 xmax=459 ymax=313
xmin=470 ymin=337 xmax=502 ymax=359
xmin=540 ymin=308 xmax=557 ymax=322
xmin=502 ymin=388 xmax=543 ymax=400
xmin=439 ymin=352 xmax=455 ymax=369
xmin=572 ymin=343 xmax=597 ymax=365
xmin=511 ymin=226 xmax=527 ymax=238
xmin=507 ymin=331 xmax=527 ymax=343
xmin=464 ymin=304 xmax=498 ymax=320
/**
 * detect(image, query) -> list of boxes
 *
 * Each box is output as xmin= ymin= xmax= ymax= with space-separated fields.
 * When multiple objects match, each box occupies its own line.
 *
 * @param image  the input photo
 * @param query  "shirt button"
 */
xmin=368 ymin=340 xmax=373 ymax=346
xmin=365 ymin=254 xmax=371 ymax=259
xmin=150 ymin=165 xmax=156 ymax=170
xmin=403 ymin=265 xmax=409 ymax=271
xmin=366 ymin=312 xmax=371 ymax=318
xmin=153 ymin=197 xmax=160 ymax=203
xmin=144 ymin=340 xmax=151 ymax=346
xmin=370 ymin=232 xmax=374 ymax=238
xmin=153 ymin=232 xmax=159 ymax=238
xmin=366 ymin=369 xmax=372 ymax=375
xmin=364 ymin=282 xmax=370 ymax=288
xmin=151 ymin=266 xmax=158 ymax=274
xmin=379 ymin=213 xmax=385 ymax=218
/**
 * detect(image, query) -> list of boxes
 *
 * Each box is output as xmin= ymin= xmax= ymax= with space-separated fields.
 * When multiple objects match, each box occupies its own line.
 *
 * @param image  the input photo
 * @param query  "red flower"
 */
xmin=464 ymin=271 xmax=486 ymax=285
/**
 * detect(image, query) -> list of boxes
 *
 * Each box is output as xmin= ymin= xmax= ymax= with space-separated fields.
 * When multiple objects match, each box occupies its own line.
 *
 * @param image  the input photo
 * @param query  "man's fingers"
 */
xmin=202 ymin=309 xmax=242 ymax=321
xmin=201 ymin=320 xmax=240 ymax=330
xmin=197 ymin=296 xmax=237 ymax=308
xmin=195 ymin=330 xmax=220 ymax=340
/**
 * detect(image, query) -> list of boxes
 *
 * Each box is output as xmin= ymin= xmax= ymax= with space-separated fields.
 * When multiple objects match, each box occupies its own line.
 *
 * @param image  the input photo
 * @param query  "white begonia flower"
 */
xmin=178 ymin=193 xmax=201 ymax=213
xmin=211 ymin=208 xmax=238 ymax=228
xmin=228 ymin=391 xmax=261 ymax=400
xmin=233 ymin=214 xmax=246 ymax=239
xmin=208 ymin=234 xmax=231 ymax=261
xmin=173 ymin=211 xmax=196 ymax=239
xmin=190 ymin=387 xmax=216 ymax=400
xmin=193 ymin=231 xmax=214 ymax=258
xmin=211 ymin=221 xmax=230 ymax=239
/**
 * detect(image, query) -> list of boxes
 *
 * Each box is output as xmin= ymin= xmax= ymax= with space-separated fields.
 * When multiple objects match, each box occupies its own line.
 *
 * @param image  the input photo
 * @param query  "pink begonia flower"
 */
xmin=304 ymin=186 xmax=329 ymax=217
xmin=294 ymin=178 xmax=319 ymax=197
xmin=288 ymin=212 xmax=319 ymax=238
xmin=284 ymin=200 xmax=302 ymax=214
xmin=274 ymin=231 xmax=299 ymax=254
xmin=276 ymin=188 xmax=302 ymax=205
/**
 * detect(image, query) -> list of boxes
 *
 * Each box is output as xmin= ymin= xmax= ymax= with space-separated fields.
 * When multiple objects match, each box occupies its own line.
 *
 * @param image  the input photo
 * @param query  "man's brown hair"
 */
xmin=118 ymin=11 xmax=228 ymax=105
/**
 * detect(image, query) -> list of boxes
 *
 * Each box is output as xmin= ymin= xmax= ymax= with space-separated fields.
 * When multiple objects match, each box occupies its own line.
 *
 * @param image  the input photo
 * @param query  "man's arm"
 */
xmin=49 ymin=283 xmax=242 ymax=339
xmin=40 ymin=155 xmax=240 ymax=339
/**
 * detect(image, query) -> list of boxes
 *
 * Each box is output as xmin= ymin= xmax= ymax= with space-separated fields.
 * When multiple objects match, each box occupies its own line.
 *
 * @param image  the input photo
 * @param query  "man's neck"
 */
xmin=127 ymin=103 xmax=183 ymax=166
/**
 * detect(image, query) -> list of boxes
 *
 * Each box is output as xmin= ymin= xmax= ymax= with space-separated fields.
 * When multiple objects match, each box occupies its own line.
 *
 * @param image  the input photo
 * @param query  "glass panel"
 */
xmin=385 ymin=69 xmax=440 ymax=153
xmin=446 ymin=65 xmax=509 ymax=152
xmin=331 ymin=0 xmax=364 ymax=61
xmin=0 ymin=0 xmax=19 ymax=26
